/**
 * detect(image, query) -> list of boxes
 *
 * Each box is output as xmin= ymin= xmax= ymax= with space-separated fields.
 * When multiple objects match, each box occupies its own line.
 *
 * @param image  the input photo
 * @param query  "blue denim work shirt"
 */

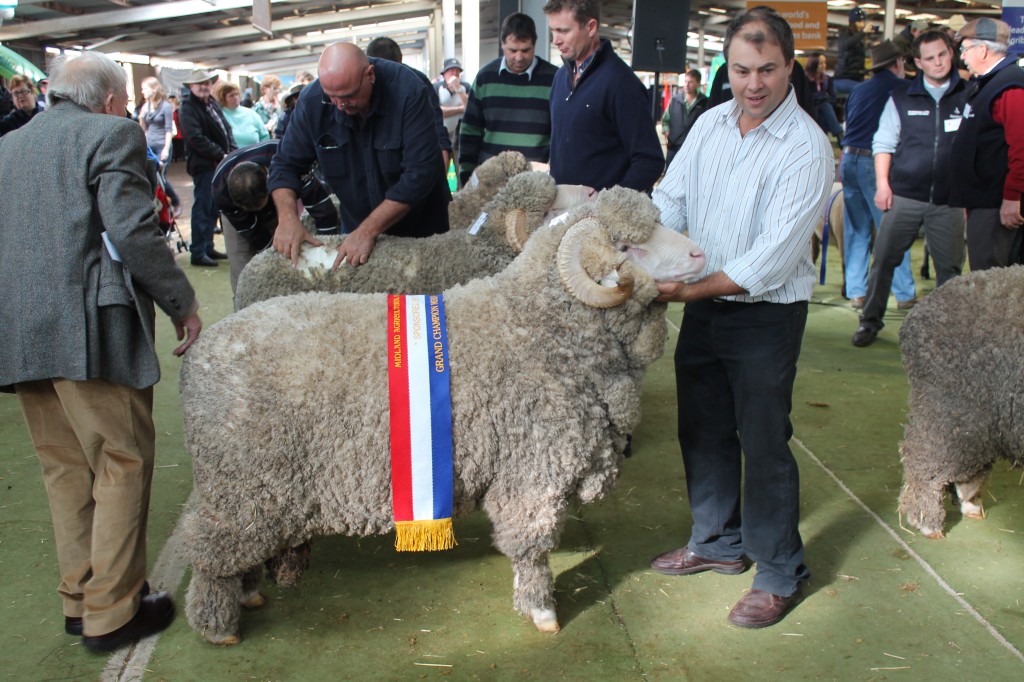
xmin=268 ymin=58 xmax=450 ymax=238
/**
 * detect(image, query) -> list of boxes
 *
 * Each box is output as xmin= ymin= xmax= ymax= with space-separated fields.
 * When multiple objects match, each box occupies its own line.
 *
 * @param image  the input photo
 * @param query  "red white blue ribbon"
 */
xmin=387 ymin=294 xmax=456 ymax=551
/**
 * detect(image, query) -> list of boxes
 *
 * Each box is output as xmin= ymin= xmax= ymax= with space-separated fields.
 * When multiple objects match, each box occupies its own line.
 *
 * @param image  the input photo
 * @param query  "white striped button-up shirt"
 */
xmin=653 ymin=88 xmax=834 ymax=304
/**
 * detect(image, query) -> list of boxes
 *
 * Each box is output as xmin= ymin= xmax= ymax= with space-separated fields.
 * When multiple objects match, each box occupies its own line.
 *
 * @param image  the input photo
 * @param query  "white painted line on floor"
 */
xmin=793 ymin=437 xmax=1024 ymax=665
xmin=101 ymin=489 xmax=199 ymax=682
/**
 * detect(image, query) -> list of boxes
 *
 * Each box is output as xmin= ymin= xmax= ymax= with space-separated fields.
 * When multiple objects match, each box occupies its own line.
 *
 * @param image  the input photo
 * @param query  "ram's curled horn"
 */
xmin=505 ymin=208 xmax=530 ymax=253
xmin=557 ymin=218 xmax=634 ymax=308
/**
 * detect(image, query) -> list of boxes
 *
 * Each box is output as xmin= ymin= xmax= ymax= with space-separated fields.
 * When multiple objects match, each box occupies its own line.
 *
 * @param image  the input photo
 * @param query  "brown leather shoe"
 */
xmin=727 ymin=587 xmax=804 ymax=628
xmin=650 ymin=547 xmax=747 ymax=576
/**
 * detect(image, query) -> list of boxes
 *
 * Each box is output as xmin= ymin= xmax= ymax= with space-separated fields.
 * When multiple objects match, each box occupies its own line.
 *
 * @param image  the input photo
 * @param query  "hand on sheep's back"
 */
xmin=273 ymin=204 xmax=324 ymax=266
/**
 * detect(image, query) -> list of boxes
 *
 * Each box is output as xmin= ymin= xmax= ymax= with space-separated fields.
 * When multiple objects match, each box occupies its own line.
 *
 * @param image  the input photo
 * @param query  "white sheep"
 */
xmin=179 ymin=187 xmax=706 ymax=644
xmin=898 ymin=265 xmax=1024 ymax=538
xmin=234 ymin=171 xmax=594 ymax=309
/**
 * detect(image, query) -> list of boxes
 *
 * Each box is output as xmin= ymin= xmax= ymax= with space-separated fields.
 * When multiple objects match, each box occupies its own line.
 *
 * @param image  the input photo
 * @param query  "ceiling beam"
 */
xmin=0 ymin=0 xmax=297 ymax=41
xmin=180 ymin=14 xmax=444 ymax=63
xmin=204 ymin=22 xmax=436 ymax=69
xmin=95 ymin=1 xmax=437 ymax=55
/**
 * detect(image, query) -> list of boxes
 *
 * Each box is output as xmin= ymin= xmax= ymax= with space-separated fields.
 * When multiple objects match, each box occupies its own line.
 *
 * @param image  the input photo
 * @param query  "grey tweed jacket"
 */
xmin=0 ymin=100 xmax=198 ymax=392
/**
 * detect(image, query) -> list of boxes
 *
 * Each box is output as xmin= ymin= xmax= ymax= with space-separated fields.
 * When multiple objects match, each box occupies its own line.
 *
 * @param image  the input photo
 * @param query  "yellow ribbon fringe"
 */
xmin=394 ymin=519 xmax=457 ymax=552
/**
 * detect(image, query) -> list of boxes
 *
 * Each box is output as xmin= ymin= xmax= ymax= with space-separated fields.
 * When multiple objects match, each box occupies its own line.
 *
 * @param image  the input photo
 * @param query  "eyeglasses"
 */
xmin=10 ymin=88 xmax=33 ymax=97
xmin=321 ymin=68 xmax=367 ymax=106
xmin=959 ymin=41 xmax=982 ymax=57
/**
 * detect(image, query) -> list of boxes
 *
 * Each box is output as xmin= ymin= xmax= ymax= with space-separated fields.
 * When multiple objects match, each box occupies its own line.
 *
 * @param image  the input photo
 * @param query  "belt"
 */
xmin=843 ymin=145 xmax=872 ymax=157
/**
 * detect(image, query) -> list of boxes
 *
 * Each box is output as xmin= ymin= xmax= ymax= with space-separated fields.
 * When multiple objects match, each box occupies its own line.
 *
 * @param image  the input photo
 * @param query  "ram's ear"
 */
xmin=557 ymin=219 xmax=634 ymax=308
xmin=504 ymin=209 xmax=530 ymax=253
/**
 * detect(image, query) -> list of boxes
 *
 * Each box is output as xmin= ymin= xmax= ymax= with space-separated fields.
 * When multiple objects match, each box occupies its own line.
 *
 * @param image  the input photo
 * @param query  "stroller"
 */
xmin=146 ymin=150 xmax=188 ymax=253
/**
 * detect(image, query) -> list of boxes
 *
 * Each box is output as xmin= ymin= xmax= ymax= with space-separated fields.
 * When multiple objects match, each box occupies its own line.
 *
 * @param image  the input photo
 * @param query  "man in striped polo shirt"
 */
xmin=458 ymin=13 xmax=557 ymax=186
xmin=649 ymin=7 xmax=833 ymax=629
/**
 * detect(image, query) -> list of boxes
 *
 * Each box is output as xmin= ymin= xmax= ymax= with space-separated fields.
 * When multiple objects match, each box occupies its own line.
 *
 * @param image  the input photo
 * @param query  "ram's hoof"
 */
xmin=920 ymin=527 xmax=945 ymax=539
xmin=961 ymin=501 xmax=985 ymax=520
xmin=240 ymin=591 xmax=266 ymax=609
xmin=531 ymin=608 xmax=560 ymax=633
xmin=203 ymin=631 xmax=241 ymax=646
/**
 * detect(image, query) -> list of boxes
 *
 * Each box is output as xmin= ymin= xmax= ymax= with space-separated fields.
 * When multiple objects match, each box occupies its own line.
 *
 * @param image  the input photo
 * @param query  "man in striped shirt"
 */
xmin=458 ymin=13 xmax=557 ymax=186
xmin=649 ymin=7 xmax=833 ymax=629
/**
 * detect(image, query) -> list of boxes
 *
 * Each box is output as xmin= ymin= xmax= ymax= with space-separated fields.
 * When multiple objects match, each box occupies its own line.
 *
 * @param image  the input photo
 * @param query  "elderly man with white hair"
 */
xmin=0 ymin=51 xmax=202 ymax=652
xmin=948 ymin=17 xmax=1024 ymax=270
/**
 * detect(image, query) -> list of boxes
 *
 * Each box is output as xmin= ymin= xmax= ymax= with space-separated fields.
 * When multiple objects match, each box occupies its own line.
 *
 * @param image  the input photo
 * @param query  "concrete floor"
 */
xmin=1 ymin=163 xmax=1022 ymax=680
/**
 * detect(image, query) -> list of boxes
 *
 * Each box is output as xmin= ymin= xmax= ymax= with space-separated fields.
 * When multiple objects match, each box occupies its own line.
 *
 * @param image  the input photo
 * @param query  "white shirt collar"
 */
xmin=499 ymin=56 xmax=539 ymax=80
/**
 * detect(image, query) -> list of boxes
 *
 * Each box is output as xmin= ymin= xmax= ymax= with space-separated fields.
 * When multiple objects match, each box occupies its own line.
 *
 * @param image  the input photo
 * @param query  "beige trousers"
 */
xmin=16 ymin=378 xmax=155 ymax=636
xmin=220 ymin=213 xmax=260 ymax=304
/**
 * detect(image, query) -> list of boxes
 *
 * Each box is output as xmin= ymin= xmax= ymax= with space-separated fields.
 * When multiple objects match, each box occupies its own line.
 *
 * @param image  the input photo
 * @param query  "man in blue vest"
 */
xmin=948 ymin=18 xmax=1024 ymax=270
xmin=852 ymin=30 xmax=967 ymax=347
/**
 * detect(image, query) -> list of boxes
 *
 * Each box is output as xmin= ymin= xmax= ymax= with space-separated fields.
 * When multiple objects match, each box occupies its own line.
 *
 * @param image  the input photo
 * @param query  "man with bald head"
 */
xmin=269 ymin=42 xmax=451 ymax=267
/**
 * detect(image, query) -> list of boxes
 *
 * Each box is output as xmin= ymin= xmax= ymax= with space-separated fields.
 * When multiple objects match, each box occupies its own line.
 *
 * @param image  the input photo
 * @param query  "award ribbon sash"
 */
xmin=387 ymin=294 xmax=456 ymax=551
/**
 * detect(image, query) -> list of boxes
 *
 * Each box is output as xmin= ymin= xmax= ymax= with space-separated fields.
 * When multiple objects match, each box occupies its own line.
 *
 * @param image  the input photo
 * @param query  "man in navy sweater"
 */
xmin=543 ymin=0 xmax=663 ymax=193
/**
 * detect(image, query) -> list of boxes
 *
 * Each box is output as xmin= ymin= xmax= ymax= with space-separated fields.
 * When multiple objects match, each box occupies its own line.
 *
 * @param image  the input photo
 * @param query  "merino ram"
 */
xmin=234 ymin=170 xmax=593 ymax=309
xmin=180 ymin=187 xmax=706 ymax=644
xmin=898 ymin=265 xmax=1024 ymax=538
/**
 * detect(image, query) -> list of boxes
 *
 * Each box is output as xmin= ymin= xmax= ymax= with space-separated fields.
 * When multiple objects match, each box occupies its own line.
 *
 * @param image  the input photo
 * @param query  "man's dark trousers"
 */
xmin=190 ymin=168 xmax=217 ymax=258
xmin=675 ymin=299 xmax=811 ymax=598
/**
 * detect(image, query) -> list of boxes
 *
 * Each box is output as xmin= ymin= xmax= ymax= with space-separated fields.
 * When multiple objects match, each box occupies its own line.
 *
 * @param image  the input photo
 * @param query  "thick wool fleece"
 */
xmin=234 ymin=172 xmax=559 ymax=309
xmin=448 ymin=150 xmax=532 ymax=229
xmin=180 ymin=190 xmax=669 ymax=640
xmin=898 ymin=265 xmax=1024 ymax=533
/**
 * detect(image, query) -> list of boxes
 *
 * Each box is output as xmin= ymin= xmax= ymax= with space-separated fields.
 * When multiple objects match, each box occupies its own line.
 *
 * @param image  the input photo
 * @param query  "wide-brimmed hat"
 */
xmin=956 ymin=18 xmax=1011 ymax=46
xmin=946 ymin=14 xmax=967 ymax=33
xmin=182 ymin=69 xmax=218 ymax=85
xmin=284 ymin=82 xmax=304 ymax=103
xmin=870 ymin=40 xmax=902 ymax=71
xmin=440 ymin=57 xmax=462 ymax=74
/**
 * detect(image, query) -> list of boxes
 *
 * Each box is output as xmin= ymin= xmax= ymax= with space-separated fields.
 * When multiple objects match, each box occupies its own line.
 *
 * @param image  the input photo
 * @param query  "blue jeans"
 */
xmin=834 ymin=78 xmax=862 ymax=96
xmin=675 ymin=300 xmax=811 ymax=597
xmin=815 ymin=101 xmax=844 ymax=141
xmin=841 ymin=154 xmax=916 ymax=301
xmin=190 ymin=168 xmax=217 ymax=258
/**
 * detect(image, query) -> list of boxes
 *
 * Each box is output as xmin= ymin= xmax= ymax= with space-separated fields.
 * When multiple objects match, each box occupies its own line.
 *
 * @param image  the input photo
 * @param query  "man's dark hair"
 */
xmin=542 ymin=0 xmax=600 ymax=26
xmin=501 ymin=13 xmax=538 ymax=44
xmin=723 ymin=6 xmax=795 ymax=65
xmin=686 ymin=69 xmax=702 ymax=83
xmin=366 ymin=37 xmax=403 ymax=63
xmin=911 ymin=29 xmax=954 ymax=60
xmin=227 ymin=162 xmax=269 ymax=213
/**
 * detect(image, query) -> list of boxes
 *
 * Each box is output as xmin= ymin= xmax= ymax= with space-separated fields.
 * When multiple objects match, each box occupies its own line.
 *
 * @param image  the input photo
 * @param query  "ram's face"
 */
xmin=617 ymin=224 xmax=705 ymax=283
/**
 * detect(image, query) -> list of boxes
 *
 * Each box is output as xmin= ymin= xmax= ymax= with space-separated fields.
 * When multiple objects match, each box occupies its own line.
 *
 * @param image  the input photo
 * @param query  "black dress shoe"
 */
xmin=208 ymin=249 xmax=228 ymax=260
xmin=83 ymin=592 xmax=175 ymax=653
xmin=66 ymin=581 xmax=152 ymax=636
xmin=191 ymin=254 xmax=219 ymax=267
xmin=851 ymin=326 xmax=879 ymax=347
xmin=650 ymin=547 xmax=748 ymax=576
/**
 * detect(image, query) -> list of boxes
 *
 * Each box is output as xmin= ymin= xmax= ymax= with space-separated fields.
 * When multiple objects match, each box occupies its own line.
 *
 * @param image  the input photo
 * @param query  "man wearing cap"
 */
xmin=36 ymin=77 xmax=48 ymax=109
xmin=894 ymin=19 xmax=929 ymax=61
xmin=949 ymin=17 xmax=1024 ymax=270
xmin=178 ymin=69 xmax=236 ymax=268
xmin=543 ymin=0 xmax=663 ymax=193
xmin=437 ymin=57 xmax=470 ymax=183
xmin=852 ymin=30 xmax=968 ymax=348
xmin=839 ymin=40 xmax=918 ymax=311
xmin=269 ymin=42 xmax=451 ymax=267
xmin=458 ymin=12 xmax=558 ymax=186
xmin=834 ymin=6 xmax=869 ymax=95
